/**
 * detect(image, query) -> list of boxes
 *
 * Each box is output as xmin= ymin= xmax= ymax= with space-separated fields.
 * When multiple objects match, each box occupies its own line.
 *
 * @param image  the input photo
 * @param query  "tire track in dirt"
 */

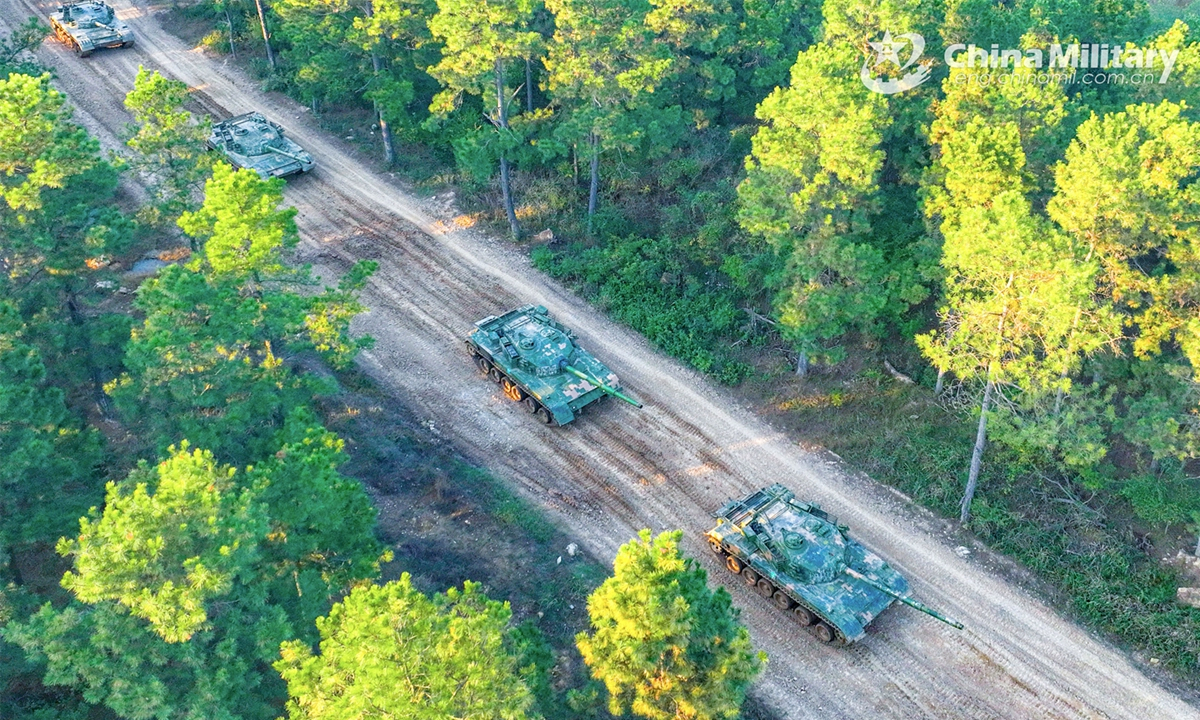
xmin=9 ymin=1 xmax=1198 ymax=717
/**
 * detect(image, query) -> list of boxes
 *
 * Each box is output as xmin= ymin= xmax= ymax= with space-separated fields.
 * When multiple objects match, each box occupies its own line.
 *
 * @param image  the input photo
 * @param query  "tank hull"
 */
xmin=466 ymin=305 xmax=633 ymax=426
xmin=208 ymin=112 xmax=315 ymax=179
xmin=704 ymin=484 xmax=905 ymax=644
xmin=49 ymin=2 xmax=134 ymax=57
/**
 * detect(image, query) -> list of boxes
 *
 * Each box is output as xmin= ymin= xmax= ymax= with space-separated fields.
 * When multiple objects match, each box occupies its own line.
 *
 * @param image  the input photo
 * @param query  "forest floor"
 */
xmin=8 ymin=0 xmax=1200 ymax=716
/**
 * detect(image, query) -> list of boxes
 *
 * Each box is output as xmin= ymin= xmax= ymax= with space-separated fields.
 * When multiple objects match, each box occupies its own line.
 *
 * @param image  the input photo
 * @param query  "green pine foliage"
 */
xmin=0 ymin=73 xmax=99 ymax=213
xmin=108 ymin=164 xmax=374 ymax=465
xmin=244 ymin=411 xmax=389 ymax=633
xmin=737 ymin=42 xmax=898 ymax=361
xmin=577 ymin=530 xmax=763 ymax=720
xmin=124 ymin=67 xmax=216 ymax=226
xmin=7 ymin=598 xmax=288 ymax=720
xmin=8 ymin=423 xmax=385 ymax=717
xmin=59 ymin=445 xmax=266 ymax=643
xmin=104 ymin=265 xmax=323 ymax=466
xmin=0 ymin=18 xmax=45 ymax=76
xmin=178 ymin=162 xmax=299 ymax=276
xmin=276 ymin=575 xmax=538 ymax=719
xmin=0 ymin=304 xmax=103 ymax=553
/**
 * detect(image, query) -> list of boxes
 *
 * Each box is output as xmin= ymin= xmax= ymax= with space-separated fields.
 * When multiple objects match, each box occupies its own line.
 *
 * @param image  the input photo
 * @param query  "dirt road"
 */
xmin=8 ymin=1 xmax=1198 ymax=717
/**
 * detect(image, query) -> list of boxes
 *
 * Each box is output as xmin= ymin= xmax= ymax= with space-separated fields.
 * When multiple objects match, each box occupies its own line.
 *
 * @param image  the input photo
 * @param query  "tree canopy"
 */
xmin=276 ymin=575 xmax=538 ymax=719
xmin=577 ymin=530 xmax=762 ymax=720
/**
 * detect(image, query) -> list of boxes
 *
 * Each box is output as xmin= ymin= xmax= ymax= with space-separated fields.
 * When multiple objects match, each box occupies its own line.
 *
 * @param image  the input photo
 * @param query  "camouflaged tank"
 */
xmin=466 ymin=305 xmax=642 ymax=425
xmin=706 ymin=484 xmax=962 ymax=643
xmin=49 ymin=2 xmax=134 ymax=57
xmin=207 ymin=112 xmax=315 ymax=179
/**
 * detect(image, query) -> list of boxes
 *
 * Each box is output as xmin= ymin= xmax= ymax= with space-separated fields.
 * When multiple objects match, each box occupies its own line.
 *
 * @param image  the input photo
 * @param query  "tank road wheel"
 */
xmin=741 ymin=567 xmax=758 ymax=586
xmin=523 ymin=397 xmax=539 ymax=414
xmin=756 ymin=578 xmax=775 ymax=599
xmin=475 ymin=356 xmax=491 ymax=375
xmin=501 ymin=379 xmax=525 ymax=402
xmin=489 ymin=366 xmax=504 ymax=383
xmin=772 ymin=591 xmax=793 ymax=611
xmin=535 ymin=406 xmax=554 ymax=425
xmin=725 ymin=555 xmax=742 ymax=574
xmin=793 ymin=606 xmax=814 ymax=626
xmin=812 ymin=622 xmax=836 ymax=643
xmin=707 ymin=539 xmax=724 ymax=556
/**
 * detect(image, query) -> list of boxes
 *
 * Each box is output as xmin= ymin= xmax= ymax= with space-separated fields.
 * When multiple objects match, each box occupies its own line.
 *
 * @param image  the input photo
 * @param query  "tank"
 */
xmin=705 ymin=484 xmax=962 ymax=643
xmin=207 ymin=112 xmax=315 ymax=179
xmin=465 ymin=305 xmax=642 ymax=425
xmin=49 ymin=2 xmax=134 ymax=57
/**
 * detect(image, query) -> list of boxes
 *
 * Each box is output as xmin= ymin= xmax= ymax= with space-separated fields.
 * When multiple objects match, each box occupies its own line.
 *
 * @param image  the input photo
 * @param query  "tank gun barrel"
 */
xmin=265 ymin=145 xmax=305 ymax=162
xmin=843 ymin=567 xmax=964 ymax=630
xmin=562 ymin=364 xmax=643 ymax=408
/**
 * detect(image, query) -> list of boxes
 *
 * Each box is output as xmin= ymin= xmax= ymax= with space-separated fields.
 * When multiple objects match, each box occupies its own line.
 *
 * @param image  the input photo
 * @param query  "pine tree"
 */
xmin=917 ymin=192 xmax=1113 ymax=522
xmin=276 ymin=575 xmax=538 ymax=719
xmin=0 ymin=303 xmax=103 ymax=553
xmin=577 ymin=530 xmax=762 ymax=720
xmin=58 ymin=445 xmax=266 ymax=643
xmin=0 ymin=73 xmax=98 ymax=212
xmin=427 ymin=0 xmax=540 ymax=237
xmin=736 ymin=42 xmax=894 ymax=373
xmin=543 ymin=0 xmax=679 ymax=227
xmin=177 ymin=162 xmax=299 ymax=276
xmin=8 ymin=426 xmax=384 ymax=719
xmin=124 ymin=67 xmax=215 ymax=225
xmin=1047 ymin=100 xmax=1200 ymax=374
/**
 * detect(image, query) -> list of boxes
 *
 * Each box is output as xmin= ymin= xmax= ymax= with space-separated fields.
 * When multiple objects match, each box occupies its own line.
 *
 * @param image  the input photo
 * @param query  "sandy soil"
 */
xmin=6 ymin=1 xmax=1199 ymax=717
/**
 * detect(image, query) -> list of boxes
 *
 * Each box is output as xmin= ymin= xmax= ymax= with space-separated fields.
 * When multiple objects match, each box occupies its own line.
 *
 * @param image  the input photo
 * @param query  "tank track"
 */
xmin=465 ymin=340 xmax=559 ymax=425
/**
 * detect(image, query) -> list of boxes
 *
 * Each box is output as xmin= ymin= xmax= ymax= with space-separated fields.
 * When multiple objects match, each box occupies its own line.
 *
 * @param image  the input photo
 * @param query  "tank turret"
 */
xmin=705 ymin=484 xmax=962 ymax=643
xmin=465 ymin=305 xmax=642 ymax=425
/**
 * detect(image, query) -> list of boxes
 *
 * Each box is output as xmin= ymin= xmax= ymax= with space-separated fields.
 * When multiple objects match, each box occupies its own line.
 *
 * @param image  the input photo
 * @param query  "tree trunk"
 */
xmin=254 ymin=0 xmax=276 ymax=70
xmin=365 ymin=9 xmax=395 ymax=166
xmin=587 ymin=133 xmax=599 ymax=233
xmin=494 ymin=59 xmax=520 ymax=238
xmin=795 ymin=351 xmax=809 ymax=377
xmin=961 ymin=276 xmax=1012 ymax=524
xmin=961 ymin=378 xmax=993 ymax=524
xmin=224 ymin=4 xmax=236 ymax=59
xmin=66 ymin=287 xmax=111 ymax=418
xmin=525 ymin=58 xmax=533 ymax=113
xmin=934 ymin=368 xmax=945 ymax=395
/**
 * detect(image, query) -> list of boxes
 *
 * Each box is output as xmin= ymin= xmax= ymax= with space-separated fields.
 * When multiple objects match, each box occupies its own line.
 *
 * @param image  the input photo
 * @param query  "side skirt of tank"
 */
xmin=465 ymin=340 xmax=570 ymax=426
